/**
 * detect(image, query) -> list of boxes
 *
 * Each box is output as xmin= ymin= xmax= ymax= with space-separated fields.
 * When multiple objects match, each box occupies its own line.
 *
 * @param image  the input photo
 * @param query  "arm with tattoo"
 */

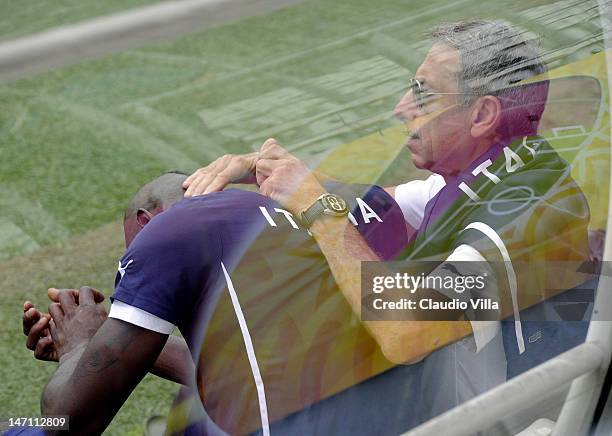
xmin=23 ymin=291 xmax=194 ymax=386
xmin=41 ymin=293 xmax=168 ymax=435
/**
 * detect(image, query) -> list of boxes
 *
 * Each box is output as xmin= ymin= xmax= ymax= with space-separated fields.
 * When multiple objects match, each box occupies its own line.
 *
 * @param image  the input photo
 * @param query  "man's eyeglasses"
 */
xmin=408 ymin=78 xmax=479 ymax=110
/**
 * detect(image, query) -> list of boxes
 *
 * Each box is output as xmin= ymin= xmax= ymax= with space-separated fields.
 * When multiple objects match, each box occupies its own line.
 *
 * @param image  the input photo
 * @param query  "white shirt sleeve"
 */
xmin=444 ymin=244 xmax=501 ymax=353
xmin=109 ymin=300 xmax=176 ymax=334
xmin=393 ymin=174 xmax=446 ymax=228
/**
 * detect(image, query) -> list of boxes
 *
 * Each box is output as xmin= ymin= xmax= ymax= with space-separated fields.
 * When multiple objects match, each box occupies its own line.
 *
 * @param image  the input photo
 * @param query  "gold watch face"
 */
xmin=321 ymin=194 xmax=348 ymax=216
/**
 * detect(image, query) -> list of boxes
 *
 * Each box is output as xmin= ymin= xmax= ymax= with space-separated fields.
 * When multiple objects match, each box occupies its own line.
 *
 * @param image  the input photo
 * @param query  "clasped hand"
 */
xmin=22 ymin=286 xmax=107 ymax=362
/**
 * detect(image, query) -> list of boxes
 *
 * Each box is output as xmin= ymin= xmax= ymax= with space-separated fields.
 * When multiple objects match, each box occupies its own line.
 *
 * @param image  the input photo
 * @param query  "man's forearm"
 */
xmin=40 ymin=318 xmax=167 ymax=435
xmin=40 ymin=332 xmax=192 ymax=388
xmin=309 ymin=216 xmax=472 ymax=363
xmin=41 ymin=344 xmax=88 ymax=419
xmin=151 ymin=335 xmax=194 ymax=385
xmin=275 ymin=178 xmax=437 ymax=362
xmin=309 ymin=217 xmax=407 ymax=342
xmin=255 ymin=142 xmax=471 ymax=363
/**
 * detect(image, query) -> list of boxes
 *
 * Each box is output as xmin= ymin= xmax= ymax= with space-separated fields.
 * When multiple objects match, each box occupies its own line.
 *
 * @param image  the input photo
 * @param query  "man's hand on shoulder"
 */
xmin=183 ymin=152 xmax=259 ymax=197
xmin=256 ymin=138 xmax=325 ymax=214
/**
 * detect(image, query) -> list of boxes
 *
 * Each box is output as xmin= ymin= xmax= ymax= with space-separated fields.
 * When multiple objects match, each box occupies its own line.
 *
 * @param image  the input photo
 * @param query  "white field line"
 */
xmin=121 ymin=0 xmax=472 ymax=108
xmin=127 ymin=49 xmax=243 ymax=70
xmin=0 ymin=186 xmax=70 ymax=245
xmin=241 ymin=86 xmax=404 ymax=145
xmin=35 ymin=95 xmax=199 ymax=170
xmin=8 ymin=105 xmax=28 ymax=134
xmin=286 ymin=110 xmax=396 ymax=153
xmin=124 ymin=0 xmax=607 ymax=111
xmin=128 ymin=50 xmax=213 ymax=66
xmin=126 ymin=103 xmax=228 ymax=160
xmin=0 ymin=0 xmax=304 ymax=83
xmin=0 ymin=218 xmax=40 ymax=260
xmin=367 ymin=31 xmax=430 ymax=65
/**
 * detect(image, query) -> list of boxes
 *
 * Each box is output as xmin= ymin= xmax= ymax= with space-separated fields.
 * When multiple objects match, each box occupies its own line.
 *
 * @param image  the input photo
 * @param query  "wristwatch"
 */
xmin=300 ymin=193 xmax=349 ymax=229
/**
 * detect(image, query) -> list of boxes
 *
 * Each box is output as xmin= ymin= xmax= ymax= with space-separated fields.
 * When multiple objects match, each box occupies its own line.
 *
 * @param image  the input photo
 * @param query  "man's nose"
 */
xmin=394 ymin=90 xmax=419 ymax=122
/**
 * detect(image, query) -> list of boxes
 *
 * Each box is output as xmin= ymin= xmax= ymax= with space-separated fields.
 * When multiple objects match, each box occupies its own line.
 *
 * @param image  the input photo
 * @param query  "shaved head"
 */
xmin=123 ymin=171 xmax=188 ymax=247
xmin=124 ymin=171 xmax=188 ymax=220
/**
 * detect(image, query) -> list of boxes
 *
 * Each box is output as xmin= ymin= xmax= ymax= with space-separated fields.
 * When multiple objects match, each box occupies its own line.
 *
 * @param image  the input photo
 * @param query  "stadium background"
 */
xmin=0 ymin=0 xmax=607 ymax=434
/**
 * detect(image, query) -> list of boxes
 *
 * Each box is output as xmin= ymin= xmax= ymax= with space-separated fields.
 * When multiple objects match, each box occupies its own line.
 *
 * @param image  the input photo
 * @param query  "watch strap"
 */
xmin=300 ymin=200 xmax=326 ymax=229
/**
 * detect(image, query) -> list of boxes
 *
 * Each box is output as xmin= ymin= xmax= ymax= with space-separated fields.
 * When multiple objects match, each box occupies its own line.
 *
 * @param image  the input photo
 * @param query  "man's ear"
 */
xmin=470 ymin=96 xmax=501 ymax=140
xmin=136 ymin=208 xmax=154 ymax=228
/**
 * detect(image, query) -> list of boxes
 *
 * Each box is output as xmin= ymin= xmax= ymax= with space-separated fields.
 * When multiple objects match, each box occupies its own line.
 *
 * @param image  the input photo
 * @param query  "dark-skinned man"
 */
xmin=22 ymin=172 xmax=196 ymax=386
xmin=24 ymin=171 xmax=415 ymax=435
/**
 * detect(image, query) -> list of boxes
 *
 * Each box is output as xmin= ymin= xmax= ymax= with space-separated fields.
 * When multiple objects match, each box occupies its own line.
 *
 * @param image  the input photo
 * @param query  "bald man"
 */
xmin=24 ymin=172 xmax=420 ymax=435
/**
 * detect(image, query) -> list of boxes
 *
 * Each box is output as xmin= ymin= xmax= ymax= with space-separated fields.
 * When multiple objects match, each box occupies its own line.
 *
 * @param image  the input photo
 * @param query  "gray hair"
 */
xmin=432 ymin=20 xmax=549 ymax=139
xmin=431 ymin=20 xmax=547 ymax=100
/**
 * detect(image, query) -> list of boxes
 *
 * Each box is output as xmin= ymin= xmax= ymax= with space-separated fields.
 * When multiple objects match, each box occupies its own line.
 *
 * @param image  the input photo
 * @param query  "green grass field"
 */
xmin=0 ymin=0 xmax=606 ymax=434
